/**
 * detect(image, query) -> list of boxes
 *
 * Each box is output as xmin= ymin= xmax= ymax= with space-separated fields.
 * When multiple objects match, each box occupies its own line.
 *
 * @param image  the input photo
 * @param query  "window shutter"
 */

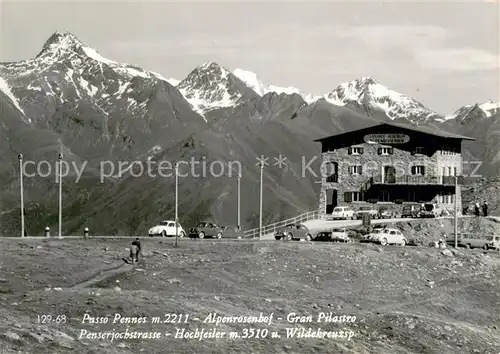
xmin=388 ymin=147 xmax=394 ymax=155
xmin=344 ymin=192 xmax=351 ymax=202
xmin=422 ymin=166 xmax=426 ymax=175
xmin=359 ymin=165 xmax=363 ymax=175
xmin=348 ymin=147 xmax=352 ymax=155
xmin=359 ymin=147 xmax=364 ymax=154
xmin=377 ymin=148 xmax=382 ymax=155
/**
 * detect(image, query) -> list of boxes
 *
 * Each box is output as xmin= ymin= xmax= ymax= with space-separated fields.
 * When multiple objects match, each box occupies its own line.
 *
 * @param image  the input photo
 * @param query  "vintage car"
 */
xmin=419 ymin=203 xmax=443 ymax=218
xmin=447 ymin=234 xmax=500 ymax=250
xmin=274 ymin=224 xmax=297 ymax=240
xmin=148 ymin=220 xmax=185 ymax=237
xmin=375 ymin=228 xmax=407 ymax=246
xmin=401 ymin=204 xmax=421 ymax=218
xmin=329 ymin=206 xmax=356 ymax=220
xmin=277 ymin=223 xmax=313 ymax=241
xmin=314 ymin=228 xmax=350 ymax=242
xmin=188 ymin=221 xmax=224 ymax=239
xmin=377 ymin=207 xmax=394 ymax=219
xmin=219 ymin=226 xmax=245 ymax=239
xmin=355 ymin=206 xmax=379 ymax=220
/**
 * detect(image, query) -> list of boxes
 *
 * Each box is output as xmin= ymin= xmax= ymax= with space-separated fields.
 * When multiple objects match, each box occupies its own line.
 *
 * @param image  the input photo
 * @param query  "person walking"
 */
xmin=131 ymin=238 xmax=141 ymax=263
xmin=474 ymin=202 xmax=480 ymax=217
xmin=482 ymin=201 xmax=488 ymax=217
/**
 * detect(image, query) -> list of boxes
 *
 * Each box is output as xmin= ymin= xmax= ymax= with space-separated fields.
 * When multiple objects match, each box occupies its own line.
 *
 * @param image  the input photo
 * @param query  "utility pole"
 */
xmin=259 ymin=162 xmax=264 ymax=240
xmin=58 ymin=153 xmax=63 ymax=238
xmin=175 ymin=161 xmax=179 ymax=248
xmin=18 ymin=154 xmax=25 ymax=237
xmin=454 ymin=174 xmax=458 ymax=248
xmin=237 ymin=172 xmax=241 ymax=230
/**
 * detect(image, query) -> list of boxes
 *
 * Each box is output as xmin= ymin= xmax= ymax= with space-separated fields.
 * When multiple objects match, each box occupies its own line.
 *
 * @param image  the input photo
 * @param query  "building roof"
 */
xmin=314 ymin=121 xmax=476 ymax=142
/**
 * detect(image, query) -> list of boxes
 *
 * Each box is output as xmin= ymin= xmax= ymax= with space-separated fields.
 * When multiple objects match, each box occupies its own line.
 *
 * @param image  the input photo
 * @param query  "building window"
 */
xmin=442 ymin=167 xmax=446 ymax=176
xmin=344 ymin=191 xmax=364 ymax=202
xmin=411 ymin=165 xmax=426 ymax=175
xmin=415 ymin=147 xmax=424 ymax=154
xmin=348 ymin=165 xmax=363 ymax=175
xmin=348 ymin=146 xmax=364 ymax=155
xmin=378 ymin=147 xmax=393 ymax=155
xmin=448 ymin=167 xmax=452 ymax=176
xmin=454 ymin=167 xmax=457 ymax=176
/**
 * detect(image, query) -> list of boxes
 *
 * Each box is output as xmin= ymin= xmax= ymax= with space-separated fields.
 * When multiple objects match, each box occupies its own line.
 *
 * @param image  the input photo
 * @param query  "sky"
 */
xmin=0 ymin=0 xmax=499 ymax=114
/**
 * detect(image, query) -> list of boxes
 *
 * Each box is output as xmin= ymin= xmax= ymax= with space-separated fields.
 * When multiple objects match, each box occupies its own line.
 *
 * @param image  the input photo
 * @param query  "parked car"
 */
xmin=274 ymin=224 xmax=297 ymax=240
xmin=449 ymin=233 xmax=498 ymax=249
xmin=363 ymin=228 xmax=384 ymax=242
xmin=220 ymin=226 xmax=245 ymax=239
xmin=280 ymin=224 xmax=313 ymax=241
xmin=355 ymin=206 xmax=379 ymax=219
xmin=313 ymin=228 xmax=350 ymax=242
xmin=330 ymin=228 xmax=351 ymax=242
xmin=329 ymin=206 xmax=356 ymax=220
xmin=401 ymin=204 xmax=421 ymax=218
xmin=188 ymin=222 xmax=224 ymax=239
xmin=378 ymin=208 xmax=394 ymax=219
xmin=419 ymin=203 xmax=442 ymax=218
xmin=148 ymin=220 xmax=185 ymax=237
xmin=376 ymin=228 xmax=407 ymax=246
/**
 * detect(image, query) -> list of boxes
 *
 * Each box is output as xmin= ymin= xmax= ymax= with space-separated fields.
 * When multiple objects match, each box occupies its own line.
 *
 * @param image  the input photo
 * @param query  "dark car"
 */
xmin=219 ymin=226 xmax=245 ymax=239
xmin=401 ymin=204 xmax=420 ymax=218
xmin=314 ymin=228 xmax=350 ymax=242
xmin=274 ymin=224 xmax=297 ymax=240
xmin=189 ymin=222 xmax=224 ymax=239
xmin=277 ymin=224 xmax=313 ymax=241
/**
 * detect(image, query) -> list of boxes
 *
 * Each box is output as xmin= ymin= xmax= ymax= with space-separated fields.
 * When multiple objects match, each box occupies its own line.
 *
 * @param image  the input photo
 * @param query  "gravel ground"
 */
xmin=0 ymin=237 xmax=499 ymax=354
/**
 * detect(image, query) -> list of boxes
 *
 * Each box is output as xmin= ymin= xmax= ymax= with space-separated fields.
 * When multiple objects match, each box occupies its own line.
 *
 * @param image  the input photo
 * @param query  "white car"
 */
xmin=329 ymin=206 xmax=355 ymax=220
xmin=375 ymin=228 xmax=407 ymax=246
xmin=148 ymin=220 xmax=185 ymax=237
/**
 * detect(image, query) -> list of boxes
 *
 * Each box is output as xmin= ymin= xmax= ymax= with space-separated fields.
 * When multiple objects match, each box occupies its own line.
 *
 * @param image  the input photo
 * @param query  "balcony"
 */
xmin=370 ymin=175 xmax=457 ymax=186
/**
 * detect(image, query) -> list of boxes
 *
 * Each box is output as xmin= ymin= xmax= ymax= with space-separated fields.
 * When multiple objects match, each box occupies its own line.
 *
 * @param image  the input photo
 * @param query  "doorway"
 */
xmin=383 ymin=165 xmax=396 ymax=184
xmin=326 ymin=189 xmax=337 ymax=214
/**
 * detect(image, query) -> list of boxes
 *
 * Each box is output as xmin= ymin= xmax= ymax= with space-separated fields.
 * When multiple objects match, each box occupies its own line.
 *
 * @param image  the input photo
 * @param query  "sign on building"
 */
xmin=364 ymin=133 xmax=410 ymax=144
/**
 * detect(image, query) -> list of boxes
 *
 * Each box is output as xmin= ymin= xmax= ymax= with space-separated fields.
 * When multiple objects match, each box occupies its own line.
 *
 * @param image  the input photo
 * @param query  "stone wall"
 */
xmin=318 ymin=142 xmax=463 ymax=216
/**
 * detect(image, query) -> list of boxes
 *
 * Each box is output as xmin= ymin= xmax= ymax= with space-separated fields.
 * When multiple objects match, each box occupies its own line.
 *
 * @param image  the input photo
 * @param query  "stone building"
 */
xmin=315 ymin=121 xmax=475 ymax=216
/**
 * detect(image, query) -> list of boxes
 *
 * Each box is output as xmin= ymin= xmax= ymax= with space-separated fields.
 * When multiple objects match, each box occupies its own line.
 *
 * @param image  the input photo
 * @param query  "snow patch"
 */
xmin=82 ymin=46 xmax=118 ymax=65
xmin=233 ymin=68 xmax=315 ymax=101
xmin=480 ymin=100 xmax=500 ymax=117
xmin=0 ymin=77 xmax=25 ymax=114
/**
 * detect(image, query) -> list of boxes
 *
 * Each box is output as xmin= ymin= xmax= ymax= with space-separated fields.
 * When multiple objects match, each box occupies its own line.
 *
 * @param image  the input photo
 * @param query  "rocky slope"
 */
xmin=0 ymin=31 xmax=498 ymax=235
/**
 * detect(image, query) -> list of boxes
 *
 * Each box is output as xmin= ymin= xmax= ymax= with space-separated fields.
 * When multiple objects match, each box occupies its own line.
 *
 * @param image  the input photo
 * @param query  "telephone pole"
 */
xmin=259 ymin=162 xmax=264 ymax=240
xmin=18 ymin=154 xmax=25 ymax=237
xmin=175 ymin=162 xmax=179 ymax=248
xmin=58 ymin=153 xmax=63 ymax=238
xmin=454 ymin=174 xmax=458 ymax=248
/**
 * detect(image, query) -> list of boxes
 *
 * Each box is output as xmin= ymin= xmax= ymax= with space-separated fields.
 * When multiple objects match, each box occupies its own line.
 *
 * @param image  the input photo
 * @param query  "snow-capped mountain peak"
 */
xmin=176 ymin=63 xmax=258 ymax=118
xmin=37 ymin=31 xmax=84 ymax=56
xmin=232 ymin=68 xmax=317 ymax=102
xmin=445 ymin=100 xmax=500 ymax=121
xmin=323 ymin=77 xmax=440 ymax=123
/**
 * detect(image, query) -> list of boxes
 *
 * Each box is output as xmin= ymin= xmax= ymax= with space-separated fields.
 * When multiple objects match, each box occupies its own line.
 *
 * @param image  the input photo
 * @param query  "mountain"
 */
xmin=176 ymin=62 xmax=259 ymax=119
xmin=0 ymin=31 xmax=497 ymax=235
xmin=232 ymin=68 xmax=319 ymax=103
xmin=320 ymin=77 xmax=442 ymax=123
xmin=440 ymin=101 xmax=500 ymax=177
xmin=0 ymin=31 xmax=206 ymax=164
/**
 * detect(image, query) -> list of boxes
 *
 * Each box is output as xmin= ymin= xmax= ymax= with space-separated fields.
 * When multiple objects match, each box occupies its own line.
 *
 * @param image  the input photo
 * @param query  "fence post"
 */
xmin=45 ymin=227 xmax=50 ymax=237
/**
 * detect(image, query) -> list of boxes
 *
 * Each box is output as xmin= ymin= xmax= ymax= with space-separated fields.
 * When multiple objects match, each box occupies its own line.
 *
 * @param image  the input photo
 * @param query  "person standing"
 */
xmin=482 ymin=201 xmax=488 ymax=217
xmin=131 ymin=238 xmax=141 ymax=263
xmin=474 ymin=202 xmax=480 ymax=217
